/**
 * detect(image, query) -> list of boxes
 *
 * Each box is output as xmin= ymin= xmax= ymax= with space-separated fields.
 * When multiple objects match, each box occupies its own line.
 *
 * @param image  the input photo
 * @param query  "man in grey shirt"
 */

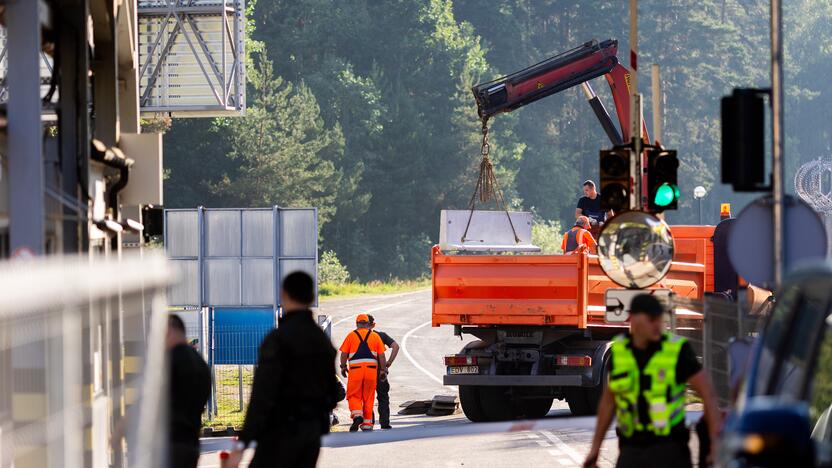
xmin=368 ymin=314 xmax=400 ymax=429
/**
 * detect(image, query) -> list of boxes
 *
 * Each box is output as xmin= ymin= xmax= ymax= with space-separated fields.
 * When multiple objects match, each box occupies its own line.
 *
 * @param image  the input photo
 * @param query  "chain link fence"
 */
xmin=172 ymin=311 xmax=333 ymax=431
xmin=670 ymin=292 xmax=772 ymax=406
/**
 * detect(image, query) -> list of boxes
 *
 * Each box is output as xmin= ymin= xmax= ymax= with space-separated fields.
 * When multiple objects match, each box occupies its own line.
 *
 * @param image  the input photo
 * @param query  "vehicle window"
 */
xmin=810 ymin=321 xmax=832 ymax=442
xmin=769 ymin=279 xmax=832 ymax=399
xmin=752 ymin=284 xmax=800 ymax=395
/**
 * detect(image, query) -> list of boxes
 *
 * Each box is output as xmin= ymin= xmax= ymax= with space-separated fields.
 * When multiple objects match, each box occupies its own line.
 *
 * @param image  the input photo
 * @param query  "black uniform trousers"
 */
xmin=377 ymin=376 xmax=390 ymax=426
xmin=616 ymin=439 xmax=692 ymax=468
xmin=249 ymin=420 xmax=323 ymax=468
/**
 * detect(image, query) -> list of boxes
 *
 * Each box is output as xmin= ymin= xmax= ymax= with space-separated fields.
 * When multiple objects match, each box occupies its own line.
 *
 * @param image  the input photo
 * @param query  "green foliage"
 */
xmin=532 ymin=219 xmax=564 ymax=254
xmin=164 ymin=0 xmax=832 ymax=279
xmin=319 ymin=278 xmax=431 ymax=299
xmin=319 ymin=250 xmax=351 ymax=284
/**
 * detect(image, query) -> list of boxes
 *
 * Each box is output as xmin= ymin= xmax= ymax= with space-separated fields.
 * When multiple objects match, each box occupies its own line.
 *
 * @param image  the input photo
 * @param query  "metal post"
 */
xmin=698 ymin=199 xmax=703 ymax=225
xmin=651 ymin=65 xmax=662 ymax=145
xmin=238 ymin=364 xmax=244 ymax=412
xmin=6 ymin=2 xmax=48 ymax=466
xmin=629 ymin=0 xmax=638 ymax=95
xmin=7 ymin=0 xmax=45 ymax=255
xmin=771 ymin=0 xmax=785 ymax=288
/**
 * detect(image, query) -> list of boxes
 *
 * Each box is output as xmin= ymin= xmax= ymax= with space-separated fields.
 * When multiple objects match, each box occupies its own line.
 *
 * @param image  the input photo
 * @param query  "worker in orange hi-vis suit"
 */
xmin=339 ymin=314 xmax=387 ymax=432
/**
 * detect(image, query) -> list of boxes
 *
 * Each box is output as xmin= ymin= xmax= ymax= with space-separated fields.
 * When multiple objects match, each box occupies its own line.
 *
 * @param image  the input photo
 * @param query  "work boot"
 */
xmin=380 ymin=424 xmax=392 ymax=430
xmin=360 ymin=422 xmax=374 ymax=432
xmin=349 ymin=416 xmax=363 ymax=433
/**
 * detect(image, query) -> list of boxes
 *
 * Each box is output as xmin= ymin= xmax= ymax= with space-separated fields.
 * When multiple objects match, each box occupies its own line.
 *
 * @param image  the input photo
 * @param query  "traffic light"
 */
xmin=599 ymin=147 xmax=631 ymax=212
xmin=647 ymin=148 xmax=679 ymax=212
xmin=721 ymin=88 xmax=767 ymax=191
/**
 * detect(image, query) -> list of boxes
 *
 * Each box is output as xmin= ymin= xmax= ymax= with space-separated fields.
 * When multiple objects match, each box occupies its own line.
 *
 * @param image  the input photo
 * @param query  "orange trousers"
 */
xmin=347 ymin=363 xmax=377 ymax=427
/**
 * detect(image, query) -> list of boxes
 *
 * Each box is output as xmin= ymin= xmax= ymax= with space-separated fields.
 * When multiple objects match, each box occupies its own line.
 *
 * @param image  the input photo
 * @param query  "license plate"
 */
xmin=449 ymin=365 xmax=479 ymax=375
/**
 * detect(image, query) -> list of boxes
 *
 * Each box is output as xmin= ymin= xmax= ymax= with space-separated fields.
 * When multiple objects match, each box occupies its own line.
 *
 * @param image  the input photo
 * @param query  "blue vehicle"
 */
xmin=720 ymin=264 xmax=832 ymax=467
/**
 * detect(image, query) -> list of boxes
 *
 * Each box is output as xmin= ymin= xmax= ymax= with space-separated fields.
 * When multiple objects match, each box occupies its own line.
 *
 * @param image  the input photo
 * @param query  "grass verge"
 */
xmin=319 ymin=279 xmax=430 ymax=300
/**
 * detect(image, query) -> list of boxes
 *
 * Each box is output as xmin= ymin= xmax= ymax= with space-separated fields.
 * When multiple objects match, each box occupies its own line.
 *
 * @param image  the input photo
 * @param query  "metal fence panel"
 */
xmin=242 ymin=258 xmax=273 ymax=306
xmin=164 ymin=207 xmax=318 ymax=308
xmin=212 ymin=308 xmax=273 ymax=365
xmin=280 ymin=209 xmax=317 ymax=257
xmin=165 ymin=210 xmax=199 ymax=257
xmin=242 ymin=210 xmax=273 ymax=257
xmin=168 ymin=259 xmax=200 ymax=307
xmin=280 ymin=259 xmax=317 ymax=296
xmin=205 ymin=210 xmax=241 ymax=257
xmin=205 ymin=258 xmax=241 ymax=306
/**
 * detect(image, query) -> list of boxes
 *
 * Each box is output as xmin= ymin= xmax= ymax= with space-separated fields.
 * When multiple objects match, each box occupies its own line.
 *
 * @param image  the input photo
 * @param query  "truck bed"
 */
xmin=432 ymin=225 xmax=714 ymax=328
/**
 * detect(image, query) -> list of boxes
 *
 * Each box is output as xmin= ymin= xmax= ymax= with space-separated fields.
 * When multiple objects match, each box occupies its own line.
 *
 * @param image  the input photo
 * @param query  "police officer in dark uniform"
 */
xmin=230 ymin=272 xmax=341 ymax=468
xmin=583 ymin=294 xmax=720 ymax=468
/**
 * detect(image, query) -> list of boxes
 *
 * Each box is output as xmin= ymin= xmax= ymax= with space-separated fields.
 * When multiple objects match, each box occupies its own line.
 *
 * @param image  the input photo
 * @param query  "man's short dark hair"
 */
xmin=367 ymin=314 xmax=375 ymax=324
xmin=583 ymin=180 xmax=596 ymax=189
xmin=282 ymin=271 xmax=315 ymax=305
xmin=630 ymin=294 xmax=664 ymax=317
xmin=168 ymin=314 xmax=186 ymax=334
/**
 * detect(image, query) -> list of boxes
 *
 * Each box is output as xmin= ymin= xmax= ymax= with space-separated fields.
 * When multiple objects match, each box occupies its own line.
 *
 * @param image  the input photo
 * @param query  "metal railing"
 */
xmin=0 ymin=253 xmax=171 ymax=468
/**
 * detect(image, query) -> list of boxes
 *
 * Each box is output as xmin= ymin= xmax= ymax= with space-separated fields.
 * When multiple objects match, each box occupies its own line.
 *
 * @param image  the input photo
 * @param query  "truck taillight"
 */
xmin=444 ymin=355 xmax=478 ymax=366
xmin=555 ymin=355 xmax=592 ymax=367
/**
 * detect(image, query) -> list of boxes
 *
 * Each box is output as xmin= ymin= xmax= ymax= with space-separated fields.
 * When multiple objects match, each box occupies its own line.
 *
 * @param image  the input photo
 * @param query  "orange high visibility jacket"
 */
xmin=561 ymin=226 xmax=597 ymax=253
xmin=339 ymin=329 xmax=385 ymax=366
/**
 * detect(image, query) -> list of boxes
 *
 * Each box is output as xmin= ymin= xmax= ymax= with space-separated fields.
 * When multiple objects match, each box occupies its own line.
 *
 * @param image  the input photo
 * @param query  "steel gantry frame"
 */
xmin=137 ymin=0 xmax=246 ymax=116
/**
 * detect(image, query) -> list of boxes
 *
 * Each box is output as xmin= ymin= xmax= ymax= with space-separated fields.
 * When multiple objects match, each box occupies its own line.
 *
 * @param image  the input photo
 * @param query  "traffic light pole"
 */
xmin=771 ymin=0 xmax=785 ymax=287
xmin=629 ymin=0 xmax=645 ymax=211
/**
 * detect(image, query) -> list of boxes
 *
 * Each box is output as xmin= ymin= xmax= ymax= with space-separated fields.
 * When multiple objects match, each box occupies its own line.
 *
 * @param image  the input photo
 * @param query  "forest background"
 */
xmin=163 ymin=0 xmax=832 ymax=280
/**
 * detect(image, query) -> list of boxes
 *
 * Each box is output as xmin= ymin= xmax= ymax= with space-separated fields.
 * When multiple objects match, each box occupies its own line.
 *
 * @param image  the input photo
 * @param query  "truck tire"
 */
xmin=566 ymin=353 xmax=609 ymax=416
xmin=478 ymin=386 xmax=515 ymax=421
xmin=459 ymin=385 xmax=489 ymax=423
xmin=516 ymin=396 xmax=554 ymax=419
xmin=564 ymin=387 xmax=593 ymax=416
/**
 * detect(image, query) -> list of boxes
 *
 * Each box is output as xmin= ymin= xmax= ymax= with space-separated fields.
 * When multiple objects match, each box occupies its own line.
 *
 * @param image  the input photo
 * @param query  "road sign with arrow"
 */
xmin=605 ymin=288 xmax=673 ymax=322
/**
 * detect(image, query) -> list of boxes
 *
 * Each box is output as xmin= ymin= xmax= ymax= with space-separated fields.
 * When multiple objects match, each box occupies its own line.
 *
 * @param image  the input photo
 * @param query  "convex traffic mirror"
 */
xmin=597 ymin=211 xmax=675 ymax=289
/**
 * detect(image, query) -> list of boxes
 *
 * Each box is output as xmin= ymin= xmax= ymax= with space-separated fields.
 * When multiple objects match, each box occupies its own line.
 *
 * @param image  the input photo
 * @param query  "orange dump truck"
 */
xmin=433 ymin=225 xmax=715 ymax=422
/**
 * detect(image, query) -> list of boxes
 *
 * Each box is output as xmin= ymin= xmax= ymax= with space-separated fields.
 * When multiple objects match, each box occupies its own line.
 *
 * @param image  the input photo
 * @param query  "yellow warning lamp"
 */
xmin=720 ymin=203 xmax=732 ymax=220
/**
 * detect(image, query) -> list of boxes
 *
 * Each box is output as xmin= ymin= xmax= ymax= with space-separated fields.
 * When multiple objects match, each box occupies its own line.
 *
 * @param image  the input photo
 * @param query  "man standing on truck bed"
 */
xmin=583 ymin=294 xmax=720 ymax=468
xmin=576 ymin=180 xmax=609 ymax=236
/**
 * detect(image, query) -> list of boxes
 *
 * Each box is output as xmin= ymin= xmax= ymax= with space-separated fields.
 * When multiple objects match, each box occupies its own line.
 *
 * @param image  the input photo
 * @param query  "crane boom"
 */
xmin=471 ymin=39 xmax=648 ymax=144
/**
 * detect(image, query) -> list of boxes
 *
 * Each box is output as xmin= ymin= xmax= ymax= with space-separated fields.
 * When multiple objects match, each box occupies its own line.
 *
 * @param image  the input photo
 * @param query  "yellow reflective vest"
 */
xmin=608 ymin=333 xmax=687 ymax=437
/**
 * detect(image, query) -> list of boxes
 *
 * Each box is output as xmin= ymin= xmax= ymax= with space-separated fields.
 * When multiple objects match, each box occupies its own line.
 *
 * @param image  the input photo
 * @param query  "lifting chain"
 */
xmin=461 ymin=118 xmax=521 ymax=244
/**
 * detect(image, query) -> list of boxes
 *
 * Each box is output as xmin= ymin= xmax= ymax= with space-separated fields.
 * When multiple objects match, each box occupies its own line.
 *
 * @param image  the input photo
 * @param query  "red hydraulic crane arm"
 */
xmin=471 ymin=39 xmax=649 ymax=145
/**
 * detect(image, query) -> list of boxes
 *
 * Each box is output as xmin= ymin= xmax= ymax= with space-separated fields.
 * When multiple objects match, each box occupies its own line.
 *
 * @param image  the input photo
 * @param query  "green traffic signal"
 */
xmin=654 ymin=183 xmax=680 ymax=207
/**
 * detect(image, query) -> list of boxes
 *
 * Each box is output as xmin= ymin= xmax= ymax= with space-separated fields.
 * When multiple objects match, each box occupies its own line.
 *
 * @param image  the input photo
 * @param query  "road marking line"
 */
xmin=401 ymin=320 xmax=446 ymax=387
xmin=557 ymin=459 xmax=575 ymax=466
xmin=332 ymin=299 xmax=419 ymax=327
xmin=535 ymin=439 xmax=551 ymax=447
xmin=541 ymin=430 xmax=584 ymax=465
xmin=525 ymin=432 xmax=540 ymax=439
xmin=548 ymin=448 xmax=563 ymax=456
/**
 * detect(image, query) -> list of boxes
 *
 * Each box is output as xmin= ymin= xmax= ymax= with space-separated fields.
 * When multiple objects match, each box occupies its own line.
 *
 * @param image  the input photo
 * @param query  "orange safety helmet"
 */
xmin=356 ymin=314 xmax=370 ymax=323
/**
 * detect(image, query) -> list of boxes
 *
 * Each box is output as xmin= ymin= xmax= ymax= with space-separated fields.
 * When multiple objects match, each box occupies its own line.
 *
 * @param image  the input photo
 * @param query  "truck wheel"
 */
xmin=459 ymin=386 xmax=489 ymax=423
xmin=516 ymin=397 xmax=554 ymax=419
xmin=564 ymin=388 xmax=593 ymax=416
xmin=478 ymin=386 xmax=515 ymax=421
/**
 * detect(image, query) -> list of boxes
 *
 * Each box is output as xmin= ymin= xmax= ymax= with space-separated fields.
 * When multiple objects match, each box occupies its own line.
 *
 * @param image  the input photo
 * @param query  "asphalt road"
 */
xmin=197 ymin=290 xmax=624 ymax=467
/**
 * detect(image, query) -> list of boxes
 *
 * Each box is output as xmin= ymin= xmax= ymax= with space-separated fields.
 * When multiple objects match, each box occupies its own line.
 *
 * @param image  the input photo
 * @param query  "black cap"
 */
xmin=367 ymin=314 xmax=375 ymax=324
xmin=630 ymin=294 xmax=665 ymax=317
